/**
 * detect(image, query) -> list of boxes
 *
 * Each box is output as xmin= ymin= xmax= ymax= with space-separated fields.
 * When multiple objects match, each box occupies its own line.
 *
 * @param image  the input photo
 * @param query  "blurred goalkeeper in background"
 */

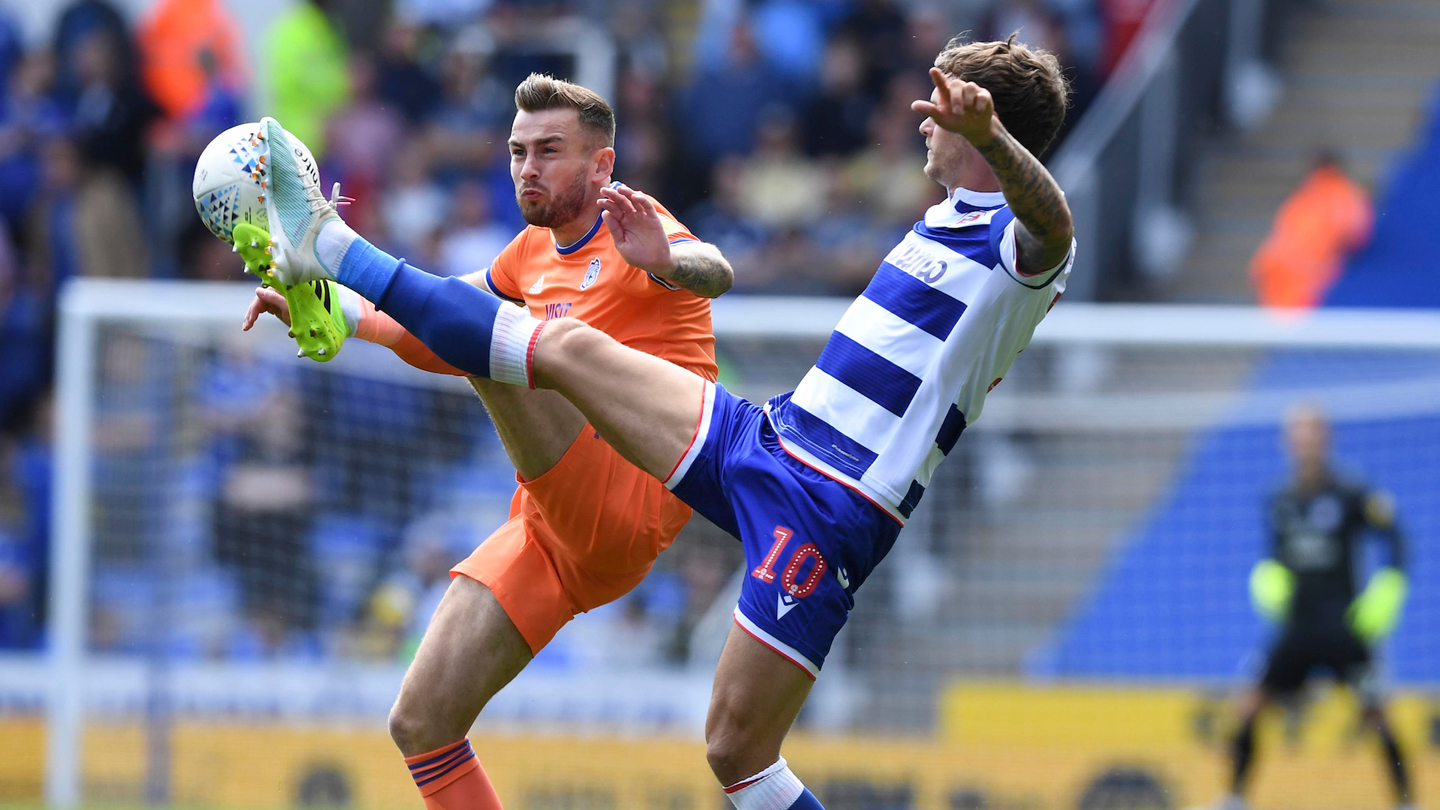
xmin=1220 ymin=404 xmax=1412 ymax=810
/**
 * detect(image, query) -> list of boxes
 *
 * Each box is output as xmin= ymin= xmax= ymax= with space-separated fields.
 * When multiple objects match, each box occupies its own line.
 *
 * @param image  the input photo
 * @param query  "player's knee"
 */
xmin=542 ymin=317 xmax=605 ymax=362
xmin=704 ymin=706 xmax=773 ymax=785
xmin=387 ymin=699 xmax=422 ymax=752
xmin=704 ymin=734 xmax=749 ymax=785
xmin=388 ymin=695 xmax=453 ymax=756
xmin=532 ymin=317 xmax=611 ymax=385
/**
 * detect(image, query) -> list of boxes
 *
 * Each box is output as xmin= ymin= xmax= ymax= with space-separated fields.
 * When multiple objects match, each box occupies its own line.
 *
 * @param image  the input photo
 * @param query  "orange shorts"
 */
xmin=451 ymin=425 xmax=692 ymax=653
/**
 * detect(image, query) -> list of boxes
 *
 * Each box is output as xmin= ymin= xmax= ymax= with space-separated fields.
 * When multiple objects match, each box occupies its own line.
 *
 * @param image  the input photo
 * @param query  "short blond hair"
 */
xmin=934 ymin=34 xmax=1070 ymax=156
xmin=514 ymin=73 xmax=616 ymax=148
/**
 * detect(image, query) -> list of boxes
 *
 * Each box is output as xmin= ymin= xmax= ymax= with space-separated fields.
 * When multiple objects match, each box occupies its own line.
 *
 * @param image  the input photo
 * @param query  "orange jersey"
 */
xmin=483 ymin=195 xmax=718 ymax=380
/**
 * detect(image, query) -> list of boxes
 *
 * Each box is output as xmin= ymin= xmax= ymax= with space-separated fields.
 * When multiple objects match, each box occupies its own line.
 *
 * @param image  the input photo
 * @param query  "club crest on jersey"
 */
xmin=581 ymin=257 xmax=601 ymax=290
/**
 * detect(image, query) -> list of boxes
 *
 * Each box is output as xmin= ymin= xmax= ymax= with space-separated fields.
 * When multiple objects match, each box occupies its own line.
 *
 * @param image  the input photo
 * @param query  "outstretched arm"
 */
xmin=913 ymin=68 xmax=1074 ymax=275
xmin=598 ymin=184 xmax=734 ymax=298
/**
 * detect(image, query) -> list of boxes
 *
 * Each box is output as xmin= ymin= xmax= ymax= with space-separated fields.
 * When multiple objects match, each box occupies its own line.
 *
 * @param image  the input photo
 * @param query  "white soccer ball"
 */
xmin=192 ymin=121 xmax=320 ymax=245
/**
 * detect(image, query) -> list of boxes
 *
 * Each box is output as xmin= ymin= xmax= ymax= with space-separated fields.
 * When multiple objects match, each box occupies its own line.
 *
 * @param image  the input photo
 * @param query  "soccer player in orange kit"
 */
xmin=243 ymin=74 xmax=733 ymax=810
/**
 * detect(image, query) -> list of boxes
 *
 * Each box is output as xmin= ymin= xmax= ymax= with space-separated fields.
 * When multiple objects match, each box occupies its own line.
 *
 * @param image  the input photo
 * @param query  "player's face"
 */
xmin=920 ymin=86 xmax=976 ymax=188
xmin=509 ymin=109 xmax=608 ymax=228
xmin=1286 ymin=409 xmax=1331 ymax=476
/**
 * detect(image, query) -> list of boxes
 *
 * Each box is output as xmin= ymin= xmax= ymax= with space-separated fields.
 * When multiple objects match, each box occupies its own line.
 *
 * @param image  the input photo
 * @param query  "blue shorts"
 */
xmin=666 ymin=382 xmax=902 ymax=677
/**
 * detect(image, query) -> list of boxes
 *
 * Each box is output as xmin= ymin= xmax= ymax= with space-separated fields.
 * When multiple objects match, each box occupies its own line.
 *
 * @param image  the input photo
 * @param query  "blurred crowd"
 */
xmin=0 ymin=0 xmax=1162 ymax=657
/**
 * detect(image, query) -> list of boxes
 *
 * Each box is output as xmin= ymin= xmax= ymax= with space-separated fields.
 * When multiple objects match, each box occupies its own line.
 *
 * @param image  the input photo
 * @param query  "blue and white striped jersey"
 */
xmin=766 ymin=187 xmax=1074 ymax=522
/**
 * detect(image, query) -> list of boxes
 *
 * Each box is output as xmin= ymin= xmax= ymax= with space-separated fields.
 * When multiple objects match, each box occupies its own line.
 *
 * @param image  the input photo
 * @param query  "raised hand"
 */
xmin=598 ymin=184 xmax=674 ymax=276
xmin=911 ymin=67 xmax=997 ymax=145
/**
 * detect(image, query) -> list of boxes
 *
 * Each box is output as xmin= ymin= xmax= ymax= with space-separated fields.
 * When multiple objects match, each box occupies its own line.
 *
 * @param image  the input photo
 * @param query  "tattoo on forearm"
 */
xmin=663 ymin=245 xmax=734 ymax=298
xmin=972 ymin=128 xmax=1073 ymax=269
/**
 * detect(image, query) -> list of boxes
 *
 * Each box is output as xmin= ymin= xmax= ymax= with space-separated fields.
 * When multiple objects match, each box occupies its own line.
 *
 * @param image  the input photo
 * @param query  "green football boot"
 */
xmin=233 ymin=222 xmax=348 ymax=362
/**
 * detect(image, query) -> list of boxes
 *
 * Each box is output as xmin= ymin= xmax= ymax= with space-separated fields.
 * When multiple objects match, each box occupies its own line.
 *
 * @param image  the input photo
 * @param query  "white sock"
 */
xmin=488 ymin=304 xmax=545 ymax=386
xmin=315 ymin=218 xmax=359 ymax=276
xmin=723 ymin=759 xmax=804 ymax=810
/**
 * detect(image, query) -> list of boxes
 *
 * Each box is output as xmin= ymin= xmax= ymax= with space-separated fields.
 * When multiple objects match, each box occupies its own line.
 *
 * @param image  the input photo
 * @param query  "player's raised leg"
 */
xmin=279 ymin=236 xmax=704 ymax=480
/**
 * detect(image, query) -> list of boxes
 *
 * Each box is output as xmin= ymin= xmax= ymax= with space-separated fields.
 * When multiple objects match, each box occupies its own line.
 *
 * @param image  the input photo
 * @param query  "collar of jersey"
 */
xmin=949 ymin=186 xmax=1006 ymax=209
xmin=554 ymin=214 xmax=604 ymax=255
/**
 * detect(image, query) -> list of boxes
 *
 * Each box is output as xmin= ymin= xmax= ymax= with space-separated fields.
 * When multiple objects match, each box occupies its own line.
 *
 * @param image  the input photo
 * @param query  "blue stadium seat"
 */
xmin=1325 ymin=81 xmax=1440 ymax=308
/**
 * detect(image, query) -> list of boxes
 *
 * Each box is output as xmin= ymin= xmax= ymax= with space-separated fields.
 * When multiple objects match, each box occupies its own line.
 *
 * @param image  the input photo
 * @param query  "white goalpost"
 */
xmin=41 ymin=278 xmax=1440 ymax=808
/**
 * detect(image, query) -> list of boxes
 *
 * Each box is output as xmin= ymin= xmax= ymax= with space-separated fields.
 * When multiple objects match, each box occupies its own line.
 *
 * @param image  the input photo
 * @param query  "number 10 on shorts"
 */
xmin=752 ymin=526 xmax=828 ymax=599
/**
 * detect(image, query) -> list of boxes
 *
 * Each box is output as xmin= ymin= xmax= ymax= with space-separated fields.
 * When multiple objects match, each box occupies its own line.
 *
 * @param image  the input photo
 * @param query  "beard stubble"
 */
xmin=516 ymin=171 xmax=591 ymax=228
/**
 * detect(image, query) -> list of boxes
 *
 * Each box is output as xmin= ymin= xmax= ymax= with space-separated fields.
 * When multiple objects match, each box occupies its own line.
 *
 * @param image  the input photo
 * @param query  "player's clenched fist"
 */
xmin=912 ymin=67 xmax=997 ymax=145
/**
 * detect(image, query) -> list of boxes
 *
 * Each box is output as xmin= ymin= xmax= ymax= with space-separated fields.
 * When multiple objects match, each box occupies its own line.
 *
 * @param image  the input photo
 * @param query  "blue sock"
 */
xmin=334 ymin=237 xmax=538 ymax=382
xmin=331 ymin=232 xmax=405 ymax=305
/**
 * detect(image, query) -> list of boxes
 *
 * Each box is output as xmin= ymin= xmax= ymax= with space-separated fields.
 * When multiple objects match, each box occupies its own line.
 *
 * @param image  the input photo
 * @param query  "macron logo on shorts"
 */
xmin=777 ymin=594 xmax=799 ymax=620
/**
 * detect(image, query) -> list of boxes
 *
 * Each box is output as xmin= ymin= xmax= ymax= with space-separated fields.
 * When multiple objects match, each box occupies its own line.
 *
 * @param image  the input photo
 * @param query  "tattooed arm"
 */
xmin=970 ymin=121 xmax=1074 ymax=274
xmin=912 ymin=68 xmax=1074 ymax=275
xmin=653 ymin=241 xmax=735 ymax=298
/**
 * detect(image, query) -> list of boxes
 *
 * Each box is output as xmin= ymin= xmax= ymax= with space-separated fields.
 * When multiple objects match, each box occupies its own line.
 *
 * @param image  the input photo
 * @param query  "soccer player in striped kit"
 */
xmin=252 ymin=34 xmax=1074 ymax=810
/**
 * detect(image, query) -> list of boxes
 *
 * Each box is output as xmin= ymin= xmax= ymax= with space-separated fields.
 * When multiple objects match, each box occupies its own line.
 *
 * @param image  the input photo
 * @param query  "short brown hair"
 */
xmin=934 ymin=34 xmax=1070 ymax=156
xmin=514 ymin=73 xmax=616 ymax=149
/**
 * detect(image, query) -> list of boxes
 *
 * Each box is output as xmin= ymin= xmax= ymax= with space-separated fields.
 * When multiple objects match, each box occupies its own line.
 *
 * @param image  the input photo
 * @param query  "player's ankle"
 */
xmin=316 ymin=218 xmax=359 ymax=276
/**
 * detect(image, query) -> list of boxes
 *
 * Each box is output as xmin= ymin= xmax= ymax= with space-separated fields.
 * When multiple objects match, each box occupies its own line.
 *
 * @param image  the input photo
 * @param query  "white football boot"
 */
xmin=257 ymin=116 xmax=350 ymax=285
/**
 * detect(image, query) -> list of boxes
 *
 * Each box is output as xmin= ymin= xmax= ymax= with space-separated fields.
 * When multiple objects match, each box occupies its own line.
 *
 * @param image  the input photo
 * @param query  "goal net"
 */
xmin=10 ymin=280 xmax=1439 ymax=810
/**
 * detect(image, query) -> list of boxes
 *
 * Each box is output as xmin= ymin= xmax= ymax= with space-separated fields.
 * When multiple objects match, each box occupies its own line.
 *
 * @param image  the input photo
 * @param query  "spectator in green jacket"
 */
xmin=265 ymin=0 xmax=349 ymax=159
